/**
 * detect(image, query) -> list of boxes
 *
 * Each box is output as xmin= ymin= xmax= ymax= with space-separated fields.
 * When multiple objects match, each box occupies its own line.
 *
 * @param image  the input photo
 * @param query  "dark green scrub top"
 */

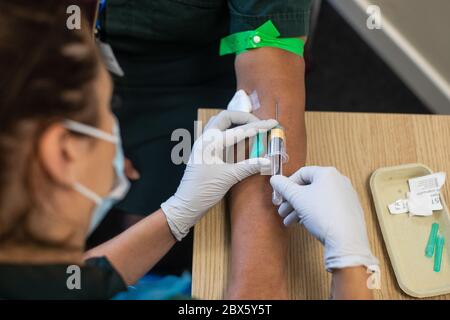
xmin=104 ymin=0 xmax=312 ymax=54
xmin=0 ymin=257 xmax=127 ymax=300
xmin=100 ymin=0 xmax=312 ymax=216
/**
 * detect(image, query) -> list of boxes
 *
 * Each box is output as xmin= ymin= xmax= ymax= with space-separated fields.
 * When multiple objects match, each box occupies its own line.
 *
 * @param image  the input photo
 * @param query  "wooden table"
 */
xmin=192 ymin=109 xmax=450 ymax=300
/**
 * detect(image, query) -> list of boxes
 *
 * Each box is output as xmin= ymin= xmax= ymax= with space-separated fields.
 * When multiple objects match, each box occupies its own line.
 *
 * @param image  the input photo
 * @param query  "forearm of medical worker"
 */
xmin=226 ymin=46 xmax=307 ymax=299
xmin=85 ymin=209 xmax=176 ymax=285
xmin=331 ymin=267 xmax=373 ymax=300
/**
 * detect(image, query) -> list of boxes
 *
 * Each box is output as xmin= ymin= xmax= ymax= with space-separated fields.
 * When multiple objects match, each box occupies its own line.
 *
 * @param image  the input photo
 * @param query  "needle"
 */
xmin=275 ymin=103 xmax=279 ymax=121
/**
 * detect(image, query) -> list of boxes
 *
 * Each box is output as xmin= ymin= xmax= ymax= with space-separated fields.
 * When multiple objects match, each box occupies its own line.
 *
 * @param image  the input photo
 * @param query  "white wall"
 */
xmin=328 ymin=0 xmax=450 ymax=113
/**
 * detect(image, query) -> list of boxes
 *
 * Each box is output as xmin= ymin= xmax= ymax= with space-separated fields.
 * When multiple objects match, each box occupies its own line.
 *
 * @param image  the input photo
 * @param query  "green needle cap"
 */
xmin=250 ymin=132 xmax=266 ymax=158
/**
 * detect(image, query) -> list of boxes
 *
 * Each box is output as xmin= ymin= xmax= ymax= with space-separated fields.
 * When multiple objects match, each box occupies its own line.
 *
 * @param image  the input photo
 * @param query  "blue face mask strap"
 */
xmin=63 ymin=119 xmax=119 ymax=144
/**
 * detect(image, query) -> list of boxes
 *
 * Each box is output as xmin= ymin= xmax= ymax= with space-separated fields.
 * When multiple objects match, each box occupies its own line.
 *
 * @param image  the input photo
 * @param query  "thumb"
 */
xmin=270 ymin=175 xmax=304 ymax=205
xmin=234 ymin=157 xmax=271 ymax=180
xmin=125 ymin=158 xmax=141 ymax=180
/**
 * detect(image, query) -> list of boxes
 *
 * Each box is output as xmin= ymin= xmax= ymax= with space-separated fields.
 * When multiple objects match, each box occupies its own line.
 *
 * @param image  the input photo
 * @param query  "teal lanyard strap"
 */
xmin=96 ymin=0 xmax=107 ymax=30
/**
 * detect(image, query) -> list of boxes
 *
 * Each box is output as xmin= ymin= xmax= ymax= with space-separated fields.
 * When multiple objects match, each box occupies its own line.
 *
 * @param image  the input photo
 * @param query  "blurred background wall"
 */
xmin=306 ymin=0 xmax=450 ymax=114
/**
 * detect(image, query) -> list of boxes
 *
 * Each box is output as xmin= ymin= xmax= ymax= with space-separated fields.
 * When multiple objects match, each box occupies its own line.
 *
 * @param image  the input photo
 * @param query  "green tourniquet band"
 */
xmin=220 ymin=20 xmax=304 ymax=57
xmin=426 ymin=223 xmax=439 ymax=258
xmin=434 ymin=235 xmax=445 ymax=272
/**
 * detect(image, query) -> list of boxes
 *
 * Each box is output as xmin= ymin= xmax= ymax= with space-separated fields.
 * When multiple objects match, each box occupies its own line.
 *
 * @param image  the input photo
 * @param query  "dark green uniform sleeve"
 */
xmin=228 ymin=0 xmax=312 ymax=37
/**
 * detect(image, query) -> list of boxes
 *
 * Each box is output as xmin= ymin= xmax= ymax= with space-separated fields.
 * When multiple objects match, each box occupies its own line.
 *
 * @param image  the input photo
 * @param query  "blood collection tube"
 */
xmin=268 ymin=125 xmax=288 ymax=206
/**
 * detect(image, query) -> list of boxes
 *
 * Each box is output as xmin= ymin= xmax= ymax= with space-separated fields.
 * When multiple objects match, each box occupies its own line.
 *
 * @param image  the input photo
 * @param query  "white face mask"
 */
xmin=63 ymin=117 xmax=130 ymax=236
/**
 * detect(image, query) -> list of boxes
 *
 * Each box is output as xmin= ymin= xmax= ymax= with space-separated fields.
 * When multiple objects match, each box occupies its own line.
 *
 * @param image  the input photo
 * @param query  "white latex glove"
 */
xmin=162 ymin=110 xmax=277 ymax=241
xmin=270 ymin=166 xmax=379 ymax=272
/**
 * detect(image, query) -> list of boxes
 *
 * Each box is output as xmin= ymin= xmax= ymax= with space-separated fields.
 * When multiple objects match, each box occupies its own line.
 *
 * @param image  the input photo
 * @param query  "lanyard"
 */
xmin=96 ymin=0 xmax=107 ymax=33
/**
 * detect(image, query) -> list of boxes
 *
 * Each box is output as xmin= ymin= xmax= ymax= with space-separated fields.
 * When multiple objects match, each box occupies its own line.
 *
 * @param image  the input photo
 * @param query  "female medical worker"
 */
xmin=0 ymin=1 xmax=276 ymax=299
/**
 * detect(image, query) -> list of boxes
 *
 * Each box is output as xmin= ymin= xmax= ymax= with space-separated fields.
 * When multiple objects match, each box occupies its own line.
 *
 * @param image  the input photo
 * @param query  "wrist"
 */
xmin=160 ymin=196 xmax=190 ymax=241
xmin=325 ymin=251 xmax=379 ymax=272
xmin=331 ymin=266 xmax=374 ymax=300
xmin=332 ymin=265 xmax=367 ymax=276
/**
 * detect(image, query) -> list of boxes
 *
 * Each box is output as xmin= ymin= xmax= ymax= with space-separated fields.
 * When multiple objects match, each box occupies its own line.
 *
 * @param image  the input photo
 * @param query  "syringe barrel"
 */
xmin=270 ymin=153 xmax=283 ymax=205
xmin=268 ymin=127 xmax=287 ymax=206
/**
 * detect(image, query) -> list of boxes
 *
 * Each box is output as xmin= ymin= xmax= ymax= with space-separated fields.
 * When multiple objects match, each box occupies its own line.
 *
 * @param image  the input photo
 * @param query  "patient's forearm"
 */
xmin=233 ymin=46 xmax=307 ymax=172
xmin=227 ymin=176 xmax=289 ymax=299
xmin=226 ymin=47 xmax=306 ymax=299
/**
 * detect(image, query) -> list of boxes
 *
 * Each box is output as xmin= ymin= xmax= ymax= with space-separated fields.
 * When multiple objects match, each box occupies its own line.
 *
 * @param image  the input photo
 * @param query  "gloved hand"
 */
xmin=162 ymin=110 xmax=277 ymax=241
xmin=270 ymin=166 xmax=379 ymax=272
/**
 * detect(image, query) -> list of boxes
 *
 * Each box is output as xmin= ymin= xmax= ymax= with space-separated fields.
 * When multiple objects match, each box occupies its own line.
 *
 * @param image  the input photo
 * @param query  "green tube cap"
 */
xmin=426 ymin=223 xmax=439 ymax=258
xmin=434 ymin=235 xmax=445 ymax=272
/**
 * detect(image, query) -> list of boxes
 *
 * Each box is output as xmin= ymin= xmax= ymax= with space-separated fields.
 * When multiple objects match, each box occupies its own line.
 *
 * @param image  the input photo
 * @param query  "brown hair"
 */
xmin=0 ymin=0 xmax=101 ymax=244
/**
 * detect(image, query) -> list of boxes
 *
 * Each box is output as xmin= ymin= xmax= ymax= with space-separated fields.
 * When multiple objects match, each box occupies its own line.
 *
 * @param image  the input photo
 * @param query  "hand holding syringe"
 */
xmin=245 ymin=99 xmax=288 ymax=206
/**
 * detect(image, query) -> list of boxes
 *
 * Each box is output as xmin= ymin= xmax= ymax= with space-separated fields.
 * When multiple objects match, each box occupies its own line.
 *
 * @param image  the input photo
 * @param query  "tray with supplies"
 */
xmin=370 ymin=163 xmax=450 ymax=298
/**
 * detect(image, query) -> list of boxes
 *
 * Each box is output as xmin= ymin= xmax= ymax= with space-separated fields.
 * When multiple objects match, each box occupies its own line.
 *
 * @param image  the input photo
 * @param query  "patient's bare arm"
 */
xmin=226 ymin=46 xmax=307 ymax=299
